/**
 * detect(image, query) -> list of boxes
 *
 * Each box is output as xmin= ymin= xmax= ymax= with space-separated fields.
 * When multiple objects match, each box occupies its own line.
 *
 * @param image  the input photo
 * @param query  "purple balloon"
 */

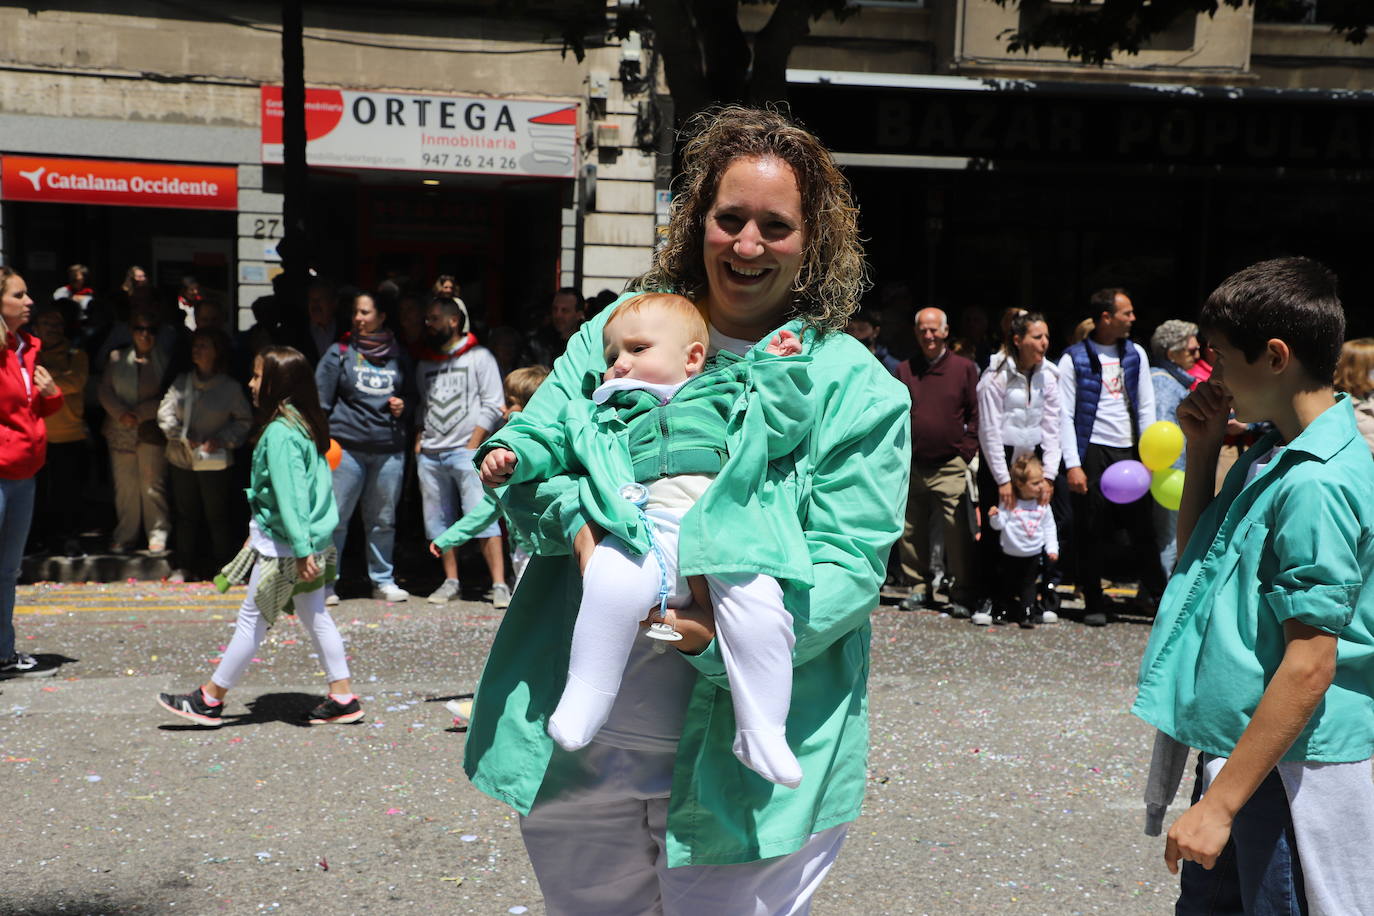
xmin=1100 ymin=459 xmax=1152 ymax=504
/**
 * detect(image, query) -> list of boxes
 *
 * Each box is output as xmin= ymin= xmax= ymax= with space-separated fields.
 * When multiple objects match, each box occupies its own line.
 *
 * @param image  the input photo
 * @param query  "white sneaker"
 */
xmin=1038 ymin=609 xmax=1059 ymax=624
xmin=970 ymin=609 xmax=994 ymax=626
xmin=324 ymin=592 xmax=340 ymax=607
xmin=428 ymin=579 xmax=461 ymax=604
xmin=372 ymin=583 xmax=410 ymax=603
xmin=490 ymin=583 xmax=511 ymax=609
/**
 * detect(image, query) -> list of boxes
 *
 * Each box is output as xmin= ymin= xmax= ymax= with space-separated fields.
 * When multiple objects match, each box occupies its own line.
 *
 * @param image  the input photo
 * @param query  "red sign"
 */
xmin=1 ymin=156 xmax=238 ymax=211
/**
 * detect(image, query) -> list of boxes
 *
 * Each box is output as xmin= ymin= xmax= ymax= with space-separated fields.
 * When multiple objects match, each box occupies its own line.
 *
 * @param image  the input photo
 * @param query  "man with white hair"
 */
xmin=896 ymin=307 xmax=981 ymax=617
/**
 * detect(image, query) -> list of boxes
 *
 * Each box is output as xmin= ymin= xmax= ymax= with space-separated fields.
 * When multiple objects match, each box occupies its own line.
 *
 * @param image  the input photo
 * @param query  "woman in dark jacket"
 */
xmin=315 ymin=291 xmax=413 ymax=602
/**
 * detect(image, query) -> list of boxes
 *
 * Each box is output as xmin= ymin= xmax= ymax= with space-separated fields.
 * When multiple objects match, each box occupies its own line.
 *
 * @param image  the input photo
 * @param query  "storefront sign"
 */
xmin=0 ymin=156 xmax=238 ymax=210
xmin=261 ymin=87 xmax=578 ymax=179
xmin=792 ymin=81 xmax=1374 ymax=169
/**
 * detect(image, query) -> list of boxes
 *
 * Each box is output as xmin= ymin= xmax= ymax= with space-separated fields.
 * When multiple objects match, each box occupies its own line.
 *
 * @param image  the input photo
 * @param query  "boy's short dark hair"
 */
xmin=1200 ymin=257 xmax=1344 ymax=384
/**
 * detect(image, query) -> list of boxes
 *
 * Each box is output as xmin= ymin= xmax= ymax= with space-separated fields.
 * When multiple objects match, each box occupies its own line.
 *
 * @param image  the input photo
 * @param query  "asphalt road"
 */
xmin=2 ymin=581 xmax=1183 ymax=915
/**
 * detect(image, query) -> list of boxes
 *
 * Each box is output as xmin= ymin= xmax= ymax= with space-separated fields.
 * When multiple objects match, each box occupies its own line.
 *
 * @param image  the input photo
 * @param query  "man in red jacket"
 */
xmin=896 ymin=307 xmax=981 ymax=618
xmin=1 ymin=268 xmax=64 ymax=678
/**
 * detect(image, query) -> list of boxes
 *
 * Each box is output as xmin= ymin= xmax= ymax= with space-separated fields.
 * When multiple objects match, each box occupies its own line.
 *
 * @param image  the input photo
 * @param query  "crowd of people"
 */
xmin=3 ymin=104 xmax=1374 ymax=915
xmin=849 ymin=287 xmax=1374 ymax=629
xmin=12 ymin=262 xmax=601 ymax=603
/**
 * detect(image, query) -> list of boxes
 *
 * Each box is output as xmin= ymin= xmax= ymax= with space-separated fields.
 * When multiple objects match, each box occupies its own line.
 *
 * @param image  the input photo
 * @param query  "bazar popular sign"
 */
xmin=1 ymin=156 xmax=237 ymax=210
xmin=261 ymin=87 xmax=578 ymax=179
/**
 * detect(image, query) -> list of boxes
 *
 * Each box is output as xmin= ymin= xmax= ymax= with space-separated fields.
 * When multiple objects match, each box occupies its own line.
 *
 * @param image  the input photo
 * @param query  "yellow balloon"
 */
xmin=1151 ymin=468 xmax=1185 ymax=511
xmin=1139 ymin=421 xmax=1184 ymax=471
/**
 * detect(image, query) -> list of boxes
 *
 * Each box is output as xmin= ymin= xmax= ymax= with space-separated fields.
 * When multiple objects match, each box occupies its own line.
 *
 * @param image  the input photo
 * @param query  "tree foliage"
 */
xmin=991 ymin=0 xmax=1370 ymax=65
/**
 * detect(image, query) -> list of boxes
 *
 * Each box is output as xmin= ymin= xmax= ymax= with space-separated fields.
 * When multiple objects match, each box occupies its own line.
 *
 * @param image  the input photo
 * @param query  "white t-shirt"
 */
xmin=1243 ymin=445 xmax=1285 ymax=489
xmin=708 ymin=324 xmax=755 ymax=358
xmin=1058 ymin=339 xmax=1156 ymax=467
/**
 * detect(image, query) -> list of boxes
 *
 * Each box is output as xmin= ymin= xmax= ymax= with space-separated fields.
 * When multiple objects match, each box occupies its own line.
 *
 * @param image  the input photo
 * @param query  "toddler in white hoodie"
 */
xmin=986 ymin=453 xmax=1059 ymax=628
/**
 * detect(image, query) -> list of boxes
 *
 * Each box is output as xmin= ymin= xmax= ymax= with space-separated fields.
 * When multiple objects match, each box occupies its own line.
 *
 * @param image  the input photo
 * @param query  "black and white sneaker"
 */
xmin=0 ymin=653 xmax=58 ymax=679
xmin=305 ymin=696 xmax=364 ymax=725
xmin=156 ymin=688 xmax=224 ymax=727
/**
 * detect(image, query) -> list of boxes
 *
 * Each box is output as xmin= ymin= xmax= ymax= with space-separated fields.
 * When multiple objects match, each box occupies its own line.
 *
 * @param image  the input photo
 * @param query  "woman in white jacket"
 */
xmin=973 ymin=311 xmax=1060 ymax=624
xmin=157 ymin=328 xmax=252 ymax=581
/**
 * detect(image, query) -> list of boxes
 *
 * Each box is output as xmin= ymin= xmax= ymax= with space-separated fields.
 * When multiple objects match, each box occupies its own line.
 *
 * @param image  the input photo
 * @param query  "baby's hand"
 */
xmin=765 ymin=329 xmax=802 ymax=357
xmin=479 ymin=448 xmax=518 ymax=486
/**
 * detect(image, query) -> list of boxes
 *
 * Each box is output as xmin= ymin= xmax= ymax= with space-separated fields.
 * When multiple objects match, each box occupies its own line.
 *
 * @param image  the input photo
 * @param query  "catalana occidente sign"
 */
xmin=261 ymin=87 xmax=578 ymax=179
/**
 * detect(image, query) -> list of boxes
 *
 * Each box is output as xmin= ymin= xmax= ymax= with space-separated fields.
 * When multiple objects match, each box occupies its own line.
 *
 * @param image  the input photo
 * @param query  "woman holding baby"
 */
xmin=464 ymin=107 xmax=912 ymax=914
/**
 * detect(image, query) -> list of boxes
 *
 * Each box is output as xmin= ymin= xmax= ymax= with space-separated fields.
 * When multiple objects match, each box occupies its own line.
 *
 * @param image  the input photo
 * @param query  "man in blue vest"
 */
xmin=1059 ymin=288 xmax=1165 ymax=626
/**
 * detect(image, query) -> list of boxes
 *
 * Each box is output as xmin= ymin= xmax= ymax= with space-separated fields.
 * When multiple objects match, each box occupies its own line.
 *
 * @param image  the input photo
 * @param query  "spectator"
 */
xmin=157 ymin=328 xmax=253 ymax=582
xmin=525 ymin=287 xmax=584 ymax=367
xmin=896 ymin=307 xmax=980 ymax=617
xmin=1059 ymin=288 xmax=1164 ymax=626
xmin=176 ymin=276 xmax=203 ymax=331
xmin=395 ymin=292 xmax=425 ymax=354
xmin=1 ymin=267 xmax=63 ymax=678
xmin=845 ymin=308 xmax=900 ymax=375
xmin=31 ymin=305 xmax=90 ymax=557
xmin=298 ymin=279 xmax=342 ymax=365
xmin=243 ymin=293 xmax=285 ymax=360
xmin=975 ymin=311 xmax=1060 ymax=622
xmin=414 ymin=297 xmax=507 ymax=606
xmin=953 ymin=305 xmax=993 ymax=369
xmin=1069 ymin=318 xmax=1094 ymax=347
xmin=52 ymin=263 xmax=93 ymax=312
xmin=1334 ymin=337 xmax=1374 ymax=453
xmin=431 ymin=274 xmax=458 ymax=300
xmin=316 ymin=291 xmax=414 ymax=603
xmin=486 ymin=325 xmax=523 ymax=378
xmin=120 ymin=265 xmax=150 ymax=305
xmin=98 ymin=308 xmax=173 ymax=554
xmin=1149 ymin=319 xmax=1201 ymax=577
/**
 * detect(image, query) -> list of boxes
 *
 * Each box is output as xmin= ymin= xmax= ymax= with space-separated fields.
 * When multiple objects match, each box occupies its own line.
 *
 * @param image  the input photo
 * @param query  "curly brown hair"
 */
xmin=1335 ymin=337 xmax=1374 ymax=399
xmin=631 ymin=106 xmax=869 ymax=335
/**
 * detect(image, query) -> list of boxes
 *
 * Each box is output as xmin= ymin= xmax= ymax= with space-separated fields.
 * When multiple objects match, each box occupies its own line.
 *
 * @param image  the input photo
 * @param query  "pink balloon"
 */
xmin=1100 ymin=459 xmax=1151 ymax=504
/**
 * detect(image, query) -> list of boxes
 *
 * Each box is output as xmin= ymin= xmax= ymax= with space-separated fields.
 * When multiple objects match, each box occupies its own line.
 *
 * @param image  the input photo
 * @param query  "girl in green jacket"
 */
xmin=156 ymin=347 xmax=360 ymax=727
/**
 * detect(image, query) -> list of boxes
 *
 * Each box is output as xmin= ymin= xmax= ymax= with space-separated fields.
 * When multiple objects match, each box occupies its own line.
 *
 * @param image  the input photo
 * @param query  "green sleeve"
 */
xmin=434 ymin=495 xmax=502 ymax=551
xmin=745 ymin=351 xmax=815 ymax=460
xmin=1264 ymin=479 xmax=1363 ymax=633
xmin=476 ymin=292 xmax=638 ymax=548
xmin=685 ymin=388 xmax=911 ymax=684
xmin=264 ymin=423 xmax=315 ymax=558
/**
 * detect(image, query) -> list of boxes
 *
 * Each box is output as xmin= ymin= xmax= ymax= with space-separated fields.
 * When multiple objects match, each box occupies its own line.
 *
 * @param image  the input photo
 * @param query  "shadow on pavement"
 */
xmin=156 ymin=691 xmax=323 ymax=731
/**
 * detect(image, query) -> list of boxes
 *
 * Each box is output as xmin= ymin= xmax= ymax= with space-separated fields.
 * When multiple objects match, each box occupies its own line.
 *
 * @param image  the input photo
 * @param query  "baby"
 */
xmin=986 ymin=453 xmax=1059 ymax=628
xmin=480 ymin=293 xmax=805 ymax=787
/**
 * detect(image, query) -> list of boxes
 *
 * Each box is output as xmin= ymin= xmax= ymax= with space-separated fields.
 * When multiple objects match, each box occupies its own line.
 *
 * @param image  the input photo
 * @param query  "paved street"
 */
xmin=3 ymin=581 xmax=1182 ymax=915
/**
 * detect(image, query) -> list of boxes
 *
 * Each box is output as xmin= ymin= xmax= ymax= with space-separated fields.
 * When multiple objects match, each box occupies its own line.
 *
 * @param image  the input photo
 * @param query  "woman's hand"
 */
xmin=1038 ymin=482 xmax=1053 ymax=506
xmin=119 ymin=411 xmax=138 ymax=428
xmin=1176 ymin=381 xmax=1232 ymax=453
xmin=480 ymin=448 xmax=518 ymax=486
xmin=296 ymin=554 xmax=321 ymax=581
xmin=202 ymin=438 xmax=222 ymax=452
xmin=33 ymin=365 xmax=59 ymax=398
xmin=387 ymin=396 xmax=404 ymax=418
xmin=998 ymin=482 xmax=1015 ymax=510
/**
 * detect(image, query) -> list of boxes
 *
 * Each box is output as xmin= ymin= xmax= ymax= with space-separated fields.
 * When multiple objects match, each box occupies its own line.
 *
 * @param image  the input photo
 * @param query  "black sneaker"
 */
xmin=156 ymin=688 xmax=224 ymax=727
xmin=1083 ymin=611 xmax=1108 ymax=627
xmin=0 ymin=653 xmax=58 ymax=679
xmin=306 ymin=696 xmax=364 ymax=725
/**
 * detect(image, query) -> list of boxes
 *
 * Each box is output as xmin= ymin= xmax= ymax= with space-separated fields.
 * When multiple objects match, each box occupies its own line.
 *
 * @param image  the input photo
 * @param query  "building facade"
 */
xmin=0 ymin=1 xmax=660 ymax=329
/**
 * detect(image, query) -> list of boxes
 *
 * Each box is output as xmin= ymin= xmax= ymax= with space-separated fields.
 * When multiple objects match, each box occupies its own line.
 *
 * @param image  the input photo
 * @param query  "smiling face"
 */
xmin=702 ymin=156 xmax=805 ymax=339
xmin=602 ymin=306 xmax=706 ymax=386
xmin=1 ymin=274 xmax=34 ymax=337
xmin=353 ymin=295 xmax=384 ymax=335
xmin=1014 ymin=320 xmax=1050 ymax=369
xmin=915 ymin=308 xmax=948 ymax=361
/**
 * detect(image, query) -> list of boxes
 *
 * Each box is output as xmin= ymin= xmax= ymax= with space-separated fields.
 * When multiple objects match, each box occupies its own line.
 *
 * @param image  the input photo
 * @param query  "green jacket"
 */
xmin=433 ymin=492 xmax=534 ymax=557
xmin=485 ymin=349 xmax=816 ymax=584
xmin=246 ymin=407 xmax=340 ymax=558
xmin=463 ymin=291 xmax=912 ymax=867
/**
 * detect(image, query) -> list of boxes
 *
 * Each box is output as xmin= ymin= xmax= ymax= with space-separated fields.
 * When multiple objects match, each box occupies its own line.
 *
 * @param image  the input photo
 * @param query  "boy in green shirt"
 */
xmin=1133 ymin=257 xmax=1374 ymax=914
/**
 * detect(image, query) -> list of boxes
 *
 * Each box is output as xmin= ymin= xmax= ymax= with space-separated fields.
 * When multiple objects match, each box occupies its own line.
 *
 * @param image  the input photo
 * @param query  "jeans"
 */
xmin=0 ymin=476 xmax=37 ymax=659
xmin=1155 ymin=500 xmax=1180 ymax=580
xmin=1177 ymin=762 xmax=1307 ymax=916
xmin=332 ymin=448 xmax=404 ymax=588
xmin=417 ymin=449 xmax=500 ymax=541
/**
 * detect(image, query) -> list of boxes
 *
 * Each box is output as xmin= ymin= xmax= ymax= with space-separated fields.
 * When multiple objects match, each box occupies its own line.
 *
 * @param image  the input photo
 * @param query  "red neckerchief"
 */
xmin=417 ymin=332 xmax=477 ymax=363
